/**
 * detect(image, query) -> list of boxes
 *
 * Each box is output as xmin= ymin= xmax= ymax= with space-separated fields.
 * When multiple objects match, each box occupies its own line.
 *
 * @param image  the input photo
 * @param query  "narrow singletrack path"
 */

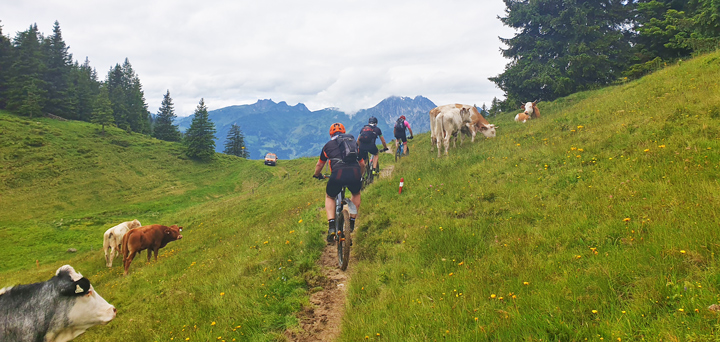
xmin=286 ymin=164 xmax=395 ymax=341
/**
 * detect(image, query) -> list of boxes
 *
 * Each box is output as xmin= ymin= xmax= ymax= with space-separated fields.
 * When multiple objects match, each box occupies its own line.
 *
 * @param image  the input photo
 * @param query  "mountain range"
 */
xmin=176 ymin=96 xmax=437 ymax=160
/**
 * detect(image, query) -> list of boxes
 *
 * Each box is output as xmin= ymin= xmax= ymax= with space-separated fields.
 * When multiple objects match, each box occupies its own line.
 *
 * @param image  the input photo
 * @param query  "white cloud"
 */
xmin=1 ymin=0 xmax=515 ymax=116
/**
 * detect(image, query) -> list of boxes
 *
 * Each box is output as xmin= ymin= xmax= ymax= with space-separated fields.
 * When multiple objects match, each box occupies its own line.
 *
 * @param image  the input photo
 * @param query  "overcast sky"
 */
xmin=1 ymin=0 xmax=515 ymax=117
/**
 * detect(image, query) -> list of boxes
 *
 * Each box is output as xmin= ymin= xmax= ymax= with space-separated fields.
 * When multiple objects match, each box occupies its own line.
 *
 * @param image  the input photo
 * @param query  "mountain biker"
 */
xmin=357 ymin=116 xmax=389 ymax=174
xmin=393 ymin=115 xmax=414 ymax=156
xmin=313 ymin=123 xmax=365 ymax=243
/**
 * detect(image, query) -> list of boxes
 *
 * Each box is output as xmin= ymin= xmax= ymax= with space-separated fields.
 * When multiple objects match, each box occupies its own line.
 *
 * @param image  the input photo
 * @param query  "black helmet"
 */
xmin=368 ymin=116 xmax=378 ymax=125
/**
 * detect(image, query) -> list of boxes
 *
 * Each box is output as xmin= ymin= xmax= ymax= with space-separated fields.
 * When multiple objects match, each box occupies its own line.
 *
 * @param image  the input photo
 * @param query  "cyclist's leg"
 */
xmin=326 ymin=177 xmax=343 ymax=241
xmin=368 ymin=145 xmax=379 ymax=170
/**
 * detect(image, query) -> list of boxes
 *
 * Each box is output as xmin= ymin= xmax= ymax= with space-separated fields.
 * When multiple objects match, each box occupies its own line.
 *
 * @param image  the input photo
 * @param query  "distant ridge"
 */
xmin=177 ymin=96 xmax=436 ymax=159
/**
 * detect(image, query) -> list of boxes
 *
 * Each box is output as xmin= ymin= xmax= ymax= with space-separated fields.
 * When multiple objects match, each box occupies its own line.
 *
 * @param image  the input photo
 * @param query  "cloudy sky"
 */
xmin=2 ymin=0 xmax=515 ymax=116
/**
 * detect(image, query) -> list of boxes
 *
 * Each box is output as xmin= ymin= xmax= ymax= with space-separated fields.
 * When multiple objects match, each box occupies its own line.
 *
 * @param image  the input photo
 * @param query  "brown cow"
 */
xmin=122 ymin=224 xmax=183 ymax=275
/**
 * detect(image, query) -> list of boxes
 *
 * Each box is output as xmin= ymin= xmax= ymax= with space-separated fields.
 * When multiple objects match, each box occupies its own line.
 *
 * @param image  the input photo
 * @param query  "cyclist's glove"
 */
xmin=313 ymin=174 xmax=325 ymax=180
xmin=409 ymin=136 xmax=414 ymax=140
xmin=381 ymin=147 xmax=389 ymax=152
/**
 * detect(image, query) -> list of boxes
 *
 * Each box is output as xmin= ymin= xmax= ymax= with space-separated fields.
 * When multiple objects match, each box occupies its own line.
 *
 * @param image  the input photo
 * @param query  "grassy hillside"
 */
xmin=345 ymin=51 xmax=720 ymax=341
xmin=2 ymin=50 xmax=720 ymax=342
xmin=0 ymin=115 xmax=330 ymax=341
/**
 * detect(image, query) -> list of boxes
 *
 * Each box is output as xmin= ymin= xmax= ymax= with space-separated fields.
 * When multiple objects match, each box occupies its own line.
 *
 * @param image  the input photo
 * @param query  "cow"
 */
xmin=430 ymin=104 xmax=497 ymax=151
xmin=102 ymin=219 xmax=141 ymax=268
xmin=434 ymin=107 xmax=474 ymax=157
xmin=515 ymin=112 xmax=531 ymax=123
xmin=0 ymin=265 xmax=116 ymax=342
xmin=524 ymin=101 xmax=541 ymax=119
xmin=122 ymin=224 xmax=183 ymax=276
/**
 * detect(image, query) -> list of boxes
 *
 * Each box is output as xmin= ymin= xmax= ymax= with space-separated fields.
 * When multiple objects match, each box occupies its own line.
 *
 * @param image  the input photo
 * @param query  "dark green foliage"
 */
xmin=153 ymin=90 xmax=181 ymax=142
xmin=5 ymin=24 xmax=48 ymax=114
xmin=105 ymin=60 xmax=149 ymax=133
xmin=91 ymin=85 xmax=114 ymax=134
xmin=71 ymin=57 xmax=100 ymax=121
xmin=223 ymin=123 xmax=249 ymax=158
xmin=185 ymin=98 xmax=216 ymax=160
xmin=42 ymin=21 xmax=74 ymax=118
xmin=0 ymin=23 xmax=13 ymax=109
xmin=491 ymin=0 xmax=634 ymax=104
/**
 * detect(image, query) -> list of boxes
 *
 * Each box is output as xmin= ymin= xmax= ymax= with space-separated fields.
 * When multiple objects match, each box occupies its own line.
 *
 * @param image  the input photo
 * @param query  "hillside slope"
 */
xmin=345 ymin=51 xmax=720 ymax=341
xmin=0 ymin=114 xmax=331 ymax=341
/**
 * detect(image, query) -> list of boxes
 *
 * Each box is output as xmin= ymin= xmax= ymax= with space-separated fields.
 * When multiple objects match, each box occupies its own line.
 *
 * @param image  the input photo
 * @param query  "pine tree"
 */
xmin=72 ymin=57 xmax=100 ymax=122
xmin=153 ymin=90 xmax=181 ymax=142
xmin=224 ymin=124 xmax=249 ymax=158
xmin=490 ymin=0 xmax=634 ymax=103
xmin=105 ymin=59 xmax=149 ymax=133
xmin=0 ymin=22 xmax=13 ymax=109
xmin=185 ymin=98 xmax=216 ymax=160
xmin=6 ymin=24 xmax=47 ymax=115
xmin=43 ymin=21 xmax=74 ymax=118
xmin=91 ymin=85 xmax=114 ymax=135
xmin=18 ymin=81 xmax=43 ymax=117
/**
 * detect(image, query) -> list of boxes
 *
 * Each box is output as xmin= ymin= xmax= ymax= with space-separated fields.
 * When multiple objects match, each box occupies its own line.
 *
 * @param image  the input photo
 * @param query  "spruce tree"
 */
xmin=185 ymin=98 xmax=216 ymax=160
xmin=6 ymin=24 xmax=47 ymax=115
xmin=224 ymin=124 xmax=249 ymax=158
xmin=43 ymin=21 xmax=74 ymax=118
xmin=491 ymin=0 xmax=634 ymax=104
xmin=0 ymin=22 xmax=13 ymax=109
xmin=91 ymin=85 xmax=114 ymax=135
xmin=18 ymin=81 xmax=43 ymax=117
xmin=153 ymin=90 xmax=181 ymax=142
xmin=72 ymin=57 xmax=100 ymax=122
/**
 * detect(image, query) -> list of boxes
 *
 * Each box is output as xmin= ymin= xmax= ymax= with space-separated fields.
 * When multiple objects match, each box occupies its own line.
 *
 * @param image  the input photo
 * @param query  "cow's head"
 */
xmin=523 ymin=102 xmax=534 ymax=115
xmin=55 ymin=265 xmax=116 ymax=326
xmin=165 ymin=225 xmax=183 ymax=241
xmin=478 ymin=124 xmax=497 ymax=138
xmin=129 ymin=219 xmax=142 ymax=229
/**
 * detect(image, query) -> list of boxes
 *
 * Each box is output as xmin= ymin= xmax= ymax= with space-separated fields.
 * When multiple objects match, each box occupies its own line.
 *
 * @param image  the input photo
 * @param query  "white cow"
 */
xmin=103 ymin=219 xmax=141 ymax=268
xmin=435 ymin=107 xmax=475 ymax=157
xmin=430 ymin=104 xmax=497 ymax=151
xmin=0 ymin=265 xmax=116 ymax=342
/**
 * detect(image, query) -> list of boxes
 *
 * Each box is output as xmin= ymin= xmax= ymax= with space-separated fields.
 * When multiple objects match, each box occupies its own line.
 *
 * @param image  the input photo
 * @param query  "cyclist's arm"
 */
xmin=314 ymin=159 xmax=326 ymax=177
xmin=379 ymin=136 xmax=388 ymax=150
xmin=408 ymin=127 xmax=414 ymax=137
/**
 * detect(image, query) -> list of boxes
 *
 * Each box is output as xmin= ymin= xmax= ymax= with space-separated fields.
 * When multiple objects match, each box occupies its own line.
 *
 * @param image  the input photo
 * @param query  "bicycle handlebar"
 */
xmin=313 ymin=174 xmax=329 ymax=180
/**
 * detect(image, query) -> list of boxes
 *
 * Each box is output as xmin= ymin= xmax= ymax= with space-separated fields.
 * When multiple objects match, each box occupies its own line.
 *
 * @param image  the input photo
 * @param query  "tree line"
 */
xmin=0 ymin=21 xmax=249 ymax=160
xmin=489 ymin=0 xmax=720 ymax=112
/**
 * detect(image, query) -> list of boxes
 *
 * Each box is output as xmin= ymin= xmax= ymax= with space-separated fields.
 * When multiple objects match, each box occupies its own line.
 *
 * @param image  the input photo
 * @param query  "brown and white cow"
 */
xmin=514 ymin=112 xmax=531 ymax=123
xmin=524 ymin=101 xmax=541 ymax=119
xmin=102 ymin=219 xmax=141 ymax=268
xmin=122 ymin=224 xmax=183 ymax=276
xmin=429 ymin=104 xmax=497 ymax=151
xmin=0 ymin=265 xmax=116 ymax=342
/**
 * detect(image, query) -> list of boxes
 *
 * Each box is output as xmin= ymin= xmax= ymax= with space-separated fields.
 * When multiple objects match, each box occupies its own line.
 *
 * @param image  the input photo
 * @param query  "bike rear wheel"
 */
xmin=395 ymin=144 xmax=402 ymax=162
xmin=336 ymin=208 xmax=351 ymax=270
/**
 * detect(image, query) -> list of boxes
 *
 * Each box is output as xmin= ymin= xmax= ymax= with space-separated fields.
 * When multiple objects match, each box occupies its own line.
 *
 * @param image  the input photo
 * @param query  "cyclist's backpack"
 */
xmin=334 ymin=133 xmax=359 ymax=164
xmin=394 ymin=118 xmax=406 ymax=134
xmin=357 ymin=125 xmax=376 ymax=144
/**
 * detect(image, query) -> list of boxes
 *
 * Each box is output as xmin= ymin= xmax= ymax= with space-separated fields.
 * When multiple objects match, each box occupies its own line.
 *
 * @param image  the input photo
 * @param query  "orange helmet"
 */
xmin=329 ymin=122 xmax=345 ymax=136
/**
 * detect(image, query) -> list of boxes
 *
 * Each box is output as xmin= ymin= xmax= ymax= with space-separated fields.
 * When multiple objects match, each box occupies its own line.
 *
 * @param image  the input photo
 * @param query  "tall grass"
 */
xmin=344 ymin=51 xmax=720 ymax=341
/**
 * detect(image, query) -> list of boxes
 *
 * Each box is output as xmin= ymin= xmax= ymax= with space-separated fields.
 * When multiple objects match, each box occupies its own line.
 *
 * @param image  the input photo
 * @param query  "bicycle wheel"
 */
xmin=338 ymin=208 xmax=351 ymax=271
xmin=395 ymin=144 xmax=401 ymax=162
xmin=361 ymin=162 xmax=371 ymax=190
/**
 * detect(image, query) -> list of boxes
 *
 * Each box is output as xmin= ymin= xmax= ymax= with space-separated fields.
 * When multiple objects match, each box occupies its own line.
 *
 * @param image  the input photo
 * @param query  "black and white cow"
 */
xmin=0 ymin=265 xmax=116 ymax=342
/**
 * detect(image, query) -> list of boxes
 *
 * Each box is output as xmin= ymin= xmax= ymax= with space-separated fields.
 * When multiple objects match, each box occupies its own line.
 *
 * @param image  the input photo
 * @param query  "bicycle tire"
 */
xmin=339 ymin=208 xmax=351 ymax=271
xmin=395 ymin=144 xmax=401 ymax=162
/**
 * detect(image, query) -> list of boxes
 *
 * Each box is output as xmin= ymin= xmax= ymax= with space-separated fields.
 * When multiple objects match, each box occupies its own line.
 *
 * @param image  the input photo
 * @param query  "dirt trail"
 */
xmin=285 ymin=164 xmax=394 ymax=342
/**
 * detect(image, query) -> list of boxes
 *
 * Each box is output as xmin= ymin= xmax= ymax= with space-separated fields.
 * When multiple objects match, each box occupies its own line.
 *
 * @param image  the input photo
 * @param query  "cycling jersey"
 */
xmin=319 ymin=135 xmax=362 ymax=196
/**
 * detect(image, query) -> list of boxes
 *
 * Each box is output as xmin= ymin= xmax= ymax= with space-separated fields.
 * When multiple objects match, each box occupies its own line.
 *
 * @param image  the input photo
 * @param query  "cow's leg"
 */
xmin=147 ymin=248 xmax=153 ymax=262
xmin=443 ymin=134 xmax=451 ymax=156
xmin=153 ymin=247 xmax=159 ymax=261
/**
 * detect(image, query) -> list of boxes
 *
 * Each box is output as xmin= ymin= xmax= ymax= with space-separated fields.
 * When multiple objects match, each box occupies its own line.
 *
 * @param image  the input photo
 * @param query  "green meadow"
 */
xmin=1 ymin=51 xmax=720 ymax=341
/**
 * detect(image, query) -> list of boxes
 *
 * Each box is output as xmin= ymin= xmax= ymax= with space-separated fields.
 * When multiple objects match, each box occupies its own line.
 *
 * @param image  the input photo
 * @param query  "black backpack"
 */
xmin=357 ymin=125 xmax=377 ymax=144
xmin=334 ymin=133 xmax=359 ymax=165
xmin=394 ymin=118 xmax=406 ymax=134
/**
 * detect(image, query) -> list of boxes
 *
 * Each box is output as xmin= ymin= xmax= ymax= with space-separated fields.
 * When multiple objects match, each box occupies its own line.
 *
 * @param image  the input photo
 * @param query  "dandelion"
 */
xmin=298 ymin=219 xmax=303 ymax=223
xmin=523 ymin=282 xmax=529 ymax=285
xmin=458 ymin=261 xmax=464 ymax=266
xmin=449 ymin=273 xmax=453 ymax=276
xmin=644 ymin=149 xmax=650 ymax=152
xmin=623 ymin=218 xmax=630 ymax=222
xmin=680 ymin=250 xmax=686 ymax=254
xmin=263 ymin=241 xmax=268 ymax=244
xmin=659 ymin=145 xmax=666 ymax=148
xmin=211 ymin=322 xmax=216 ymax=326
xmin=220 ymin=292 xmax=225 ymax=296
xmin=678 ymin=308 xmax=685 ymax=312
xmin=578 ymin=126 xmax=584 ymax=129
xmin=592 ymin=310 xmax=598 ymax=314
xmin=490 ymin=294 xmax=496 ymax=299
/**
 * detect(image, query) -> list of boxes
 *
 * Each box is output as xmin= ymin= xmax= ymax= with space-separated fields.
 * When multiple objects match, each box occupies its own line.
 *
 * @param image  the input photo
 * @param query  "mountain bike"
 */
xmin=362 ymin=148 xmax=387 ymax=189
xmin=314 ymin=174 xmax=353 ymax=270
xmin=395 ymin=137 xmax=411 ymax=162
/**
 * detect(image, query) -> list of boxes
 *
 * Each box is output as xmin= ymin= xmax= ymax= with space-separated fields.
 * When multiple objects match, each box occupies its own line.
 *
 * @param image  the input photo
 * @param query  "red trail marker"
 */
xmin=399 ymin=177 xmax=404 ymax=194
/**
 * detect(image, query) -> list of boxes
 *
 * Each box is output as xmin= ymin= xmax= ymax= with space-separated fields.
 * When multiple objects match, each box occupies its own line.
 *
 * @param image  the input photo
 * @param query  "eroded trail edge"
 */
xmin=286 ymin=164 xmax=394 ymax=342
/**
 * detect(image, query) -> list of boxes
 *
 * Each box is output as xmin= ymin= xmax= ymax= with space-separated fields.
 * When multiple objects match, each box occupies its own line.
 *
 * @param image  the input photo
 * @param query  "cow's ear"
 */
xmin=60 ymin=277 xmax=91 ymax=297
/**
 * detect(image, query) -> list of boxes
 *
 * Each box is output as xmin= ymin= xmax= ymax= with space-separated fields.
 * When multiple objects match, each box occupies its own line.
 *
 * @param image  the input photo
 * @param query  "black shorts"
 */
xmin=358 ymin=144 xmax=378 ymax=163
xmin=394 ymin=132 xmax=407 ymax=143
xmin=326 ymin=165 xmax=362 ymax=197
